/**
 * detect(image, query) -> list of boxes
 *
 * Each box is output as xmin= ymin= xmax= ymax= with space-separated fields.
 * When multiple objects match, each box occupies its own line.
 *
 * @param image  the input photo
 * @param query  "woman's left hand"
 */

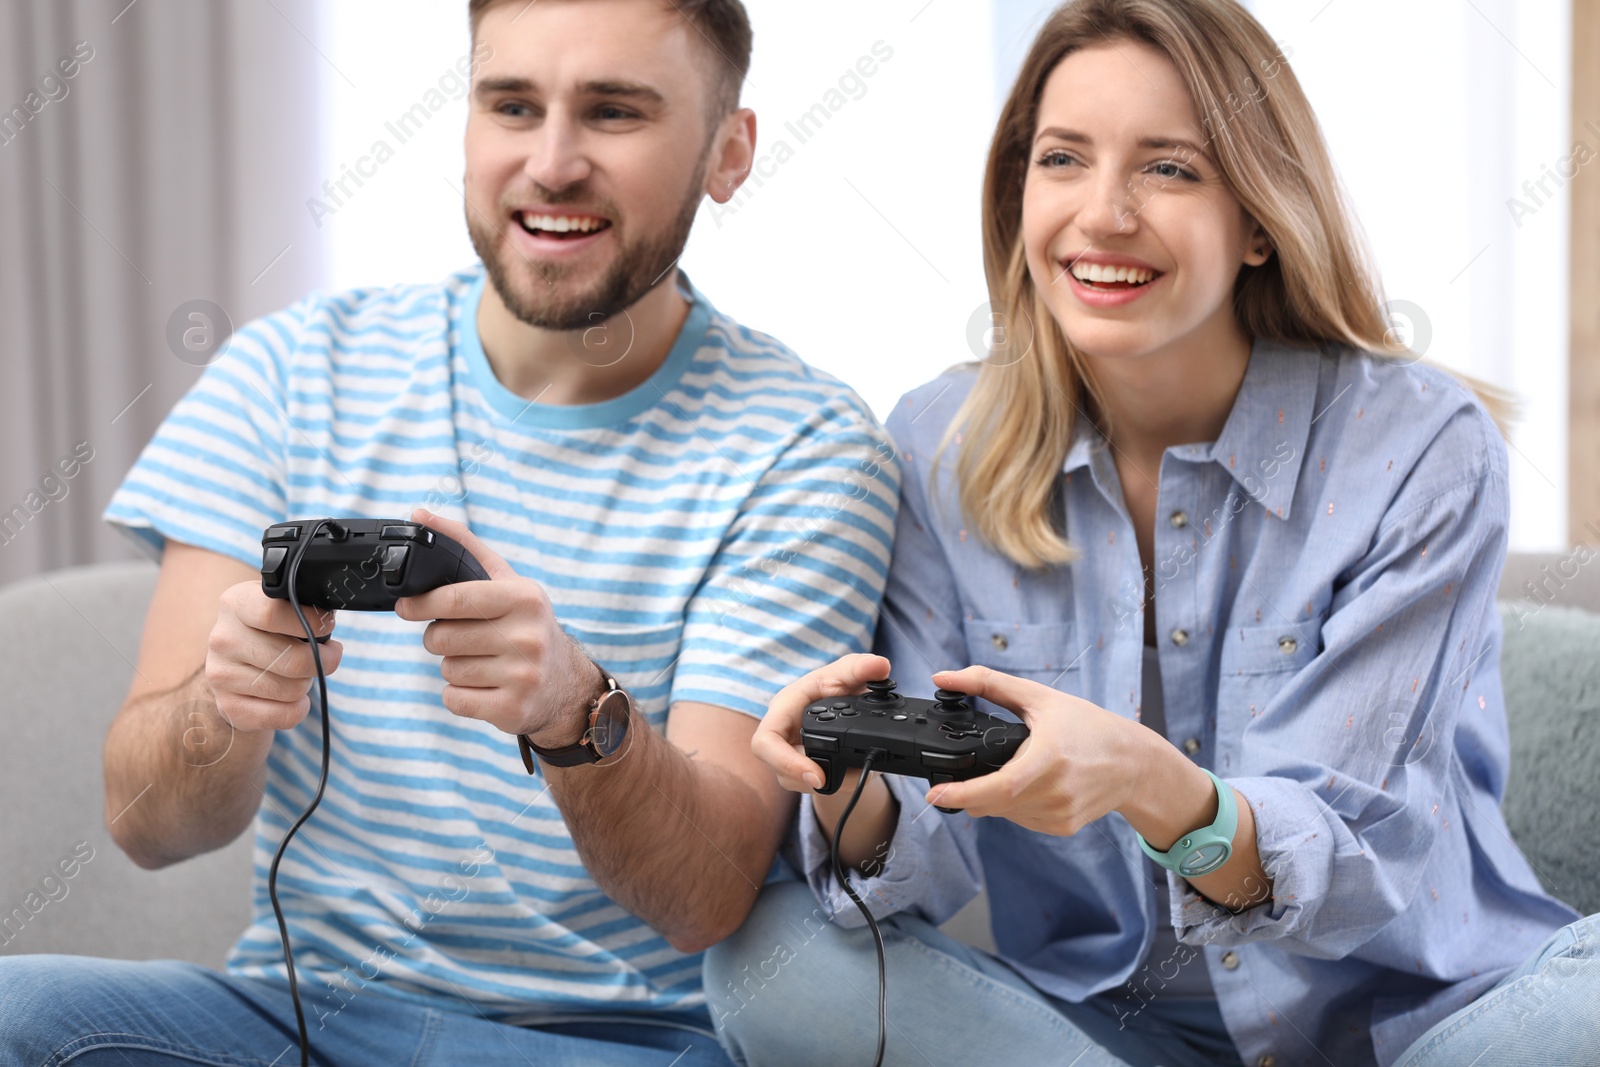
xmin=924 ymin=665 xmax=1150 ymax=836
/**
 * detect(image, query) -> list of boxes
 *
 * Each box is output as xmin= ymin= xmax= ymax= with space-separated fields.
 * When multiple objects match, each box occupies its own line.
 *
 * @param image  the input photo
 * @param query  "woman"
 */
xmin=705 ymin=1 xmax=1598 ymax=1065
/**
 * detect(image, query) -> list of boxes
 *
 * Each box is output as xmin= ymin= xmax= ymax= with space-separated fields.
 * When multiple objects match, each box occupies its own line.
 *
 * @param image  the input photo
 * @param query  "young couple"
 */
xmin=0 ymin=1 xmax=1591 ymax=1066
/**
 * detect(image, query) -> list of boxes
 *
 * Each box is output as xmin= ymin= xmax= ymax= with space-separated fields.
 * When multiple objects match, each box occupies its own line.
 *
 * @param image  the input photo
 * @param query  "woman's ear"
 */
xmin=1243 ymin=219 xmax=1274 ymax=267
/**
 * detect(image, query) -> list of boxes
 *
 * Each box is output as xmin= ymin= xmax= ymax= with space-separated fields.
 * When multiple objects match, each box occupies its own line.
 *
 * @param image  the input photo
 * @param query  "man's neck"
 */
xmin=1086 ymin=315 xmax=1254 ymax=472
xmin=476 ymin=272 xmax=692 ymax=406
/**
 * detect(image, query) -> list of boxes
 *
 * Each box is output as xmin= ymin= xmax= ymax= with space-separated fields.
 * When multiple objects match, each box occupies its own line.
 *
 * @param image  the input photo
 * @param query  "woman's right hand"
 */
xmin=205 ymin=581 xmax=343 ymax=733
xmin=751 ymin=652 xmax=891 ymax=792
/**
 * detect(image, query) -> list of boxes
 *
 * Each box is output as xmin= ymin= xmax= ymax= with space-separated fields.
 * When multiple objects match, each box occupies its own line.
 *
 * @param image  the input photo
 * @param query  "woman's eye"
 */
xmin=1035 ymin=150 xmax=1075 ymax=168
xmin=1152 ymin=161 xmax=1198 ymax=181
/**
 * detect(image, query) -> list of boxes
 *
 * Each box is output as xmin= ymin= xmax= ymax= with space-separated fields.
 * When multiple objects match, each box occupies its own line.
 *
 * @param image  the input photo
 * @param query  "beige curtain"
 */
xmin=0 ymin=0 xmax=327 ymax=587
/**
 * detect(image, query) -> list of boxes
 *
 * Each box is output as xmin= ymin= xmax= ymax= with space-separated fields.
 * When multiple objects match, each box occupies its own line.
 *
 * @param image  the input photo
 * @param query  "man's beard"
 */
xmin=467 ymin=158 xmax=707 ymax=333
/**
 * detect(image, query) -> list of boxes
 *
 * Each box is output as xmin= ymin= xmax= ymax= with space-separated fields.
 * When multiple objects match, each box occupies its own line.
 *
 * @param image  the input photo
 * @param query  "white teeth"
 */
xmin=1071 ymin=261 xmax=1156 ymax=285
xmin=520 ymin=214 xmax=605 ymax=234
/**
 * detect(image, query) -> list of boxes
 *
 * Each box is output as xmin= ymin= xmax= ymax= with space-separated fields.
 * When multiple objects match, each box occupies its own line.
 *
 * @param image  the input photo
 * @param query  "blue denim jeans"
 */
xmin=705 ymin=882 xmax=1600 ymax=1067
xmin=0 ymin=954 xmax=732 ymax=1066
xmin=702 ymin=881 xmax=1240 ymax=1067
xmin=1393 ymin=911 xmax=1600 ymax=1065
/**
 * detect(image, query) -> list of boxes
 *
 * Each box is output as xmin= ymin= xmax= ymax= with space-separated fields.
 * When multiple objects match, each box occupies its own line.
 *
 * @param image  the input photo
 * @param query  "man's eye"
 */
xmin=595 ymin=106 xmax=637 ymax=121
xmin=497 ymin=102 xmax=532 ymax=118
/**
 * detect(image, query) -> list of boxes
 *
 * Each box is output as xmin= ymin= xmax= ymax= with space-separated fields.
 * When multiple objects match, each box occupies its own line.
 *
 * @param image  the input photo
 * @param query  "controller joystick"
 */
xmin=861 ymin=679 xmax=899 ymax=705
xmin=802 ymin=685 xmax=1028 ymax=814
xmin=260 ymin=518 xmax=491 ymax=612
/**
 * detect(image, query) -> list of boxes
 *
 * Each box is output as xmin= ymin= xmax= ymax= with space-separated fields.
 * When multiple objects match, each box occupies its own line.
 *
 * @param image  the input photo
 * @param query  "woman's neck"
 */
xmin=1084 ymin=315 xmax=1254 ymax=471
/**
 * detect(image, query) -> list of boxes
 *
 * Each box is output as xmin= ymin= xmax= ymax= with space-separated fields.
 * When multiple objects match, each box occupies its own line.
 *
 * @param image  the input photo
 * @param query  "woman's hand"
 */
xmin=923 ymin=665 xmax=1158 ymax=836
xmin=751 ymin=653 xmax=891 ymax=792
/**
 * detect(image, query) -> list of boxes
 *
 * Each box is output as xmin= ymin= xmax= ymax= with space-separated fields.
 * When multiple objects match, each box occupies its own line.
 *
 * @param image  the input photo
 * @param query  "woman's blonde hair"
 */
xmin=950 ymin=0 xmax=1513 ymax=569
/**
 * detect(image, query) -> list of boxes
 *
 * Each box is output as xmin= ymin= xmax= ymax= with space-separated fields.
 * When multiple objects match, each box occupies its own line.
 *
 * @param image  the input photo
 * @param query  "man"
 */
xmin=0 ymin=1 xmax=895 ymax=1064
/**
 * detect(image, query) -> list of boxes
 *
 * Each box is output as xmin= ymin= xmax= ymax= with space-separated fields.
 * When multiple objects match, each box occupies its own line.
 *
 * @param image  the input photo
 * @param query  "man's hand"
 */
xmin=206 ymin=580 xmax=342 ymax=734
xmin=395 ymin=508 xmax=595 ymax=747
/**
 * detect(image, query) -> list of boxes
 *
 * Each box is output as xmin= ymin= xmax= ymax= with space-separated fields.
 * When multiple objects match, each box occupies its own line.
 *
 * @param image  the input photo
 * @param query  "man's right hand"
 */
xmin=205 ymin=581 xmax=343 ymax=733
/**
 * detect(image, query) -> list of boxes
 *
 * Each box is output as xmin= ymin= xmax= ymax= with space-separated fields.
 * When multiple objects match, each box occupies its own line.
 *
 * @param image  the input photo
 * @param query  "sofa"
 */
xmin=1 ymin=554 xmax=1596 ymax=966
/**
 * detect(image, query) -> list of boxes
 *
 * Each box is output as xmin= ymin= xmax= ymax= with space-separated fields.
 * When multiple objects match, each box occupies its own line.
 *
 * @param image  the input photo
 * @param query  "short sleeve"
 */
xmin=670 ymin=400 xmax=899 ymax=716
xmin=102 ymin=301 xmax=304 ymax=567
xmin=1175 ymin=407 xmax=1515 ymax=956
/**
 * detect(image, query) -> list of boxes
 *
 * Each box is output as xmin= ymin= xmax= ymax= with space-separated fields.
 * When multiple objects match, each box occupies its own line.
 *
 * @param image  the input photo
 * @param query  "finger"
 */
xmin=927 ymin=747 xmax=1046 ymax=816
xmin=931 ymin=665 xmax=1056 ymax=723
xmin=214 ymin=692 xmax=312 ymax=733
xmin=398 ymin=574 xmax=518 ymax=623
xmin=749 ymin=730 xmax=828 ymax=790
xmin=233 ymin=583 xmax=337 ymax=640
xmin=439 ymin=653 xmax=501 ymax=689
xmin=411 ymin=508 xmax=516 ymax=580
xmin=768 ymin=653 xmax=891 ymax=724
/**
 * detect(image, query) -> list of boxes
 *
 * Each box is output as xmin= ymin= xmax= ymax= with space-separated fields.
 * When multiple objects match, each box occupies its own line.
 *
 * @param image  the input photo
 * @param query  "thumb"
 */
xmin=411 ymin=508 xmax=515 ymax=580
xmin=930 ymin=665 xmax=1053 ymax=726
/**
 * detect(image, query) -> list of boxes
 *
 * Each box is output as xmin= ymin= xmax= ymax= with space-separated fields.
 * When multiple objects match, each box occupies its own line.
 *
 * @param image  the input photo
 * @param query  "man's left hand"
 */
xmin=395 ymin=508 xmax=595 ymax=747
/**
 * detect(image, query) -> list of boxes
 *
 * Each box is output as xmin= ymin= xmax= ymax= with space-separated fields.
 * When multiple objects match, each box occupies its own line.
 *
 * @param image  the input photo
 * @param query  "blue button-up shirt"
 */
xmin=791 ymin=337 xmax=1580 ymax=1067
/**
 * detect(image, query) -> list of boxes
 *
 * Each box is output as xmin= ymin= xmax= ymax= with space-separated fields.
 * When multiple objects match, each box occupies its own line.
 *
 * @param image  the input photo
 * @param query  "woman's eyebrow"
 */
xmin=1034 ymin=126 xmax=1213 ymax=166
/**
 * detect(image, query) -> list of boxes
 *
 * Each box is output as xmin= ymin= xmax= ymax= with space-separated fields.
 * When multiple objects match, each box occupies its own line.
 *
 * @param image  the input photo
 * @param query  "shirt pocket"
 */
xmin=1215 ymin=619 xmax=1322 ymax=736
xmin=960 ymin=617 xmax=1083 ymax=689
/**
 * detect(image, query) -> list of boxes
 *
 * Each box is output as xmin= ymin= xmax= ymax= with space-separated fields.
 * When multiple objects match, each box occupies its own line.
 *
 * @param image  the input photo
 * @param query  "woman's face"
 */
xmin=1021 ymin=40 xmax=1270 ymax=364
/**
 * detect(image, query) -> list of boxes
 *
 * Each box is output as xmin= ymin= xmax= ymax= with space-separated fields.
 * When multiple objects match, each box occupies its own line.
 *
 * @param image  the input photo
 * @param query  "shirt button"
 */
xmin=1222 ymin=950 xmax=1240 ymax=970
xmin=1170 ymin=628 xmax=1189 ymax=647
xmin=992 ymin=633 xmax=1009 ymax=652
xmin=1278 ymin=636 xmax=1297 ymax=654
xmin=1183 ymin=737 xmax=1201 ymax=755
xmin=1169 ymin=510 xmax=1189 ymax=528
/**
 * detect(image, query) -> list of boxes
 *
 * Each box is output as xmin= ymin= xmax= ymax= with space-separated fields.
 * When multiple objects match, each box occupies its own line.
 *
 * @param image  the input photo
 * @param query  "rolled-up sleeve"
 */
xmin=782 ymin=397 xmax=987 ymax=928
xmin=788 ymin=779 xmax=983 ymax=927
xmin=1175 ymin=408 xmax=1510 ymax=957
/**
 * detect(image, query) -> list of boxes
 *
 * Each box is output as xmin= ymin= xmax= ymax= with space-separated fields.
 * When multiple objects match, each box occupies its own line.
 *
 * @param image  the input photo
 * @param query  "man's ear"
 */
xmin=704 ymin=108 xmax=756 ymax=205
xmin=1243 ymin=217 xmax=1274 ymax=267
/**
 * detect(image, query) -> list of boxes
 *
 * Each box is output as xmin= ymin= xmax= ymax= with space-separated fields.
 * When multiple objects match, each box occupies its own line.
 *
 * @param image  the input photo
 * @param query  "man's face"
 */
xmin=464 ymin=0 xmax=719 ymax=330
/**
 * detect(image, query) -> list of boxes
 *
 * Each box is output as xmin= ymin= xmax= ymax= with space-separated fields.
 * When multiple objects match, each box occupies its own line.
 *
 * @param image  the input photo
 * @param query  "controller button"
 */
xmin=381 ymin=524 xmax=434 ymax=544
xmin=922 ymin=751 xmax=975 ymax=770
xmin=816 ymin=712 xmax=836 ymax=721
xmin=914 ymin=716 xmax=927 ymax=724
xmin=264 ymin=525 xmax=300 ymax=541
xmin=380 ymin=544 xmax=409 ymax=586
xmin=261 ymin=544 xmax=290 ymax=582
xmin=802 ymin=731 xmax=839 ymax=753
xmin=806 ymin=704 xmax=827 ymax=714
xmin=869 ymin=710 xmax=886 ymax=716
xmin=831 ymin=701 xmax=853 ymax=710
xmin=934 ymin=688 xmax=967 ymax=703
xmin=840 ymin=708 xmax=858 ymax=717
xmin=892 ymin=713 xmax=908 ymax=721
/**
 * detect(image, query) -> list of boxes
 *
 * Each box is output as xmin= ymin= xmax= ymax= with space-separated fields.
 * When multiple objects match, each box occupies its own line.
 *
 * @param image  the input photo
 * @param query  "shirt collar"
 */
xmin=1060 ymin=335 xmax=1320 ymax=521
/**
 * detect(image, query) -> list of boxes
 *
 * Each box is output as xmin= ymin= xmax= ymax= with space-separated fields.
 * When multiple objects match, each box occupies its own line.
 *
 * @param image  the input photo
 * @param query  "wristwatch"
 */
xmin=517 ymin=660 xmax=632 ymax=770
xmin=1136 ymin=768 xmax=1237 ymax=877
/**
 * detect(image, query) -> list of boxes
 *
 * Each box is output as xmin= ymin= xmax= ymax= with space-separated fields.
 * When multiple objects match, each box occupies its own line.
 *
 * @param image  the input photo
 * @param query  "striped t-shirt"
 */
xmin=103 ymin=265 xmax=898 ymax=1025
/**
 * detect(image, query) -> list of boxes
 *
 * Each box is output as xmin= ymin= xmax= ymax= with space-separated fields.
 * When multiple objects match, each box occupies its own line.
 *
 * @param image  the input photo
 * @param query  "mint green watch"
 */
xmin=1137 ymin=769 xmax=1237 ymax=877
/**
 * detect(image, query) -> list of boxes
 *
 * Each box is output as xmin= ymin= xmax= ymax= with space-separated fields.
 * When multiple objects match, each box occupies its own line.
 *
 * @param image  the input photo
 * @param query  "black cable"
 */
xmin=830 ymin=749 xmax=887 ymax=1067
xmin=268 ymin=519 xmax=334 ymax=1067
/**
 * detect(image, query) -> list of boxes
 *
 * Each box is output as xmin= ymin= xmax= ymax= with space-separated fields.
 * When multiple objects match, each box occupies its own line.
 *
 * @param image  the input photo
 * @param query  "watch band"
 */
xmin=1136 ymin=768 xmax=1238 ymax=877
xmin=517 ymin=660 xmax=629 ymax=772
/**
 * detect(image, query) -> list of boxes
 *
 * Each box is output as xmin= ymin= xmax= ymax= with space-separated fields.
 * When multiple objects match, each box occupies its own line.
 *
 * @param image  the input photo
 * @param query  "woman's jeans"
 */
xmin=703 ymin=881 xmax=1600 ymax=1067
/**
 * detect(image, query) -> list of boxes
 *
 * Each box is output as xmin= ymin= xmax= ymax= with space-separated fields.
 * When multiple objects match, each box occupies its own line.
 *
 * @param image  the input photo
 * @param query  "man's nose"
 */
xmin=525 ymin=113 xmax=592 ymax=193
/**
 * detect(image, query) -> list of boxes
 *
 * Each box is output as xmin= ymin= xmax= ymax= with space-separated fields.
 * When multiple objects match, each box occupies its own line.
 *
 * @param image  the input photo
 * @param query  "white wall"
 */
xmin=318 ymin=0 xmax=1574 ymax=549
xmin=1246 ymin=0 xmax=1572 ymax=550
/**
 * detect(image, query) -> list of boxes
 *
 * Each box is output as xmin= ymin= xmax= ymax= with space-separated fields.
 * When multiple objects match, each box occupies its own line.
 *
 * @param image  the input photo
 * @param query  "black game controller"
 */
xmin=260 ymin=518 xmax=491 ymax=611
xmin=802 ymin=679 xmax=1030 ymax=813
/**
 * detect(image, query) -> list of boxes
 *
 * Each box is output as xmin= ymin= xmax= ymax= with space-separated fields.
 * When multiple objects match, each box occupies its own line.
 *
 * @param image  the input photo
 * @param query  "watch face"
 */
xmin=1179 ymin=842 xmax=1230 ymax=877
xmin=588 ymin=688 xmax=632 ymax=758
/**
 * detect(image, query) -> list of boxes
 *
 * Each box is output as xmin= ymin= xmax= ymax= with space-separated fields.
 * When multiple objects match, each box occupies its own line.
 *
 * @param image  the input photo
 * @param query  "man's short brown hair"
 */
xmin=467 ymin=0 xmax=753 ymax=120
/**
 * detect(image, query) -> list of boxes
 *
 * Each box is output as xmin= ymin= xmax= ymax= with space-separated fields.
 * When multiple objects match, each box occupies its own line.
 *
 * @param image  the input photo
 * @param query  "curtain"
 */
xmin=0 ymin=0 xmax=326 ymax=587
